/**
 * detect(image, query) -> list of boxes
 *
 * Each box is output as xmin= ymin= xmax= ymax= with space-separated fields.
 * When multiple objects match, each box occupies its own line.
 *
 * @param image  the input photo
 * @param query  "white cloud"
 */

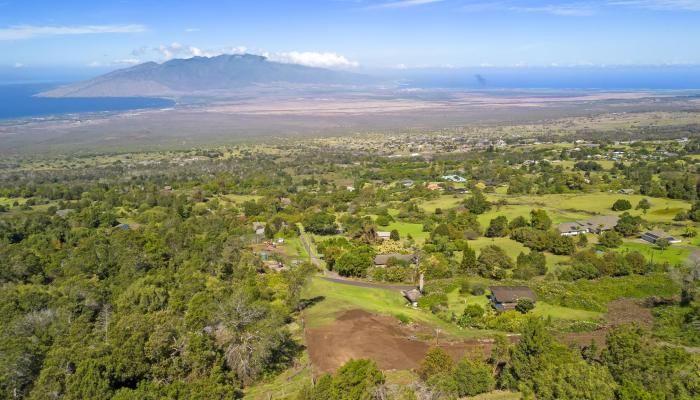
xmin=268 ymin=51 xmax=359 ymax=68
xmin=142 ymin=44 xmax=358 ymax=68
xmin=13 ymin=62 xmax=23 ymax=68
xmin=368 ymin=0 xmax=444 ymax=9
xmin=0 ymin=24 xmax=146 ymax=40
xmin=113 ymin=58 xmax=141 ymax=65
xmin=185 ymin=27 xmax=200 ymax=32
xmin=156 ymin=42 xmax=224 ymax=60
xmin=87 ymin=61 xmax=102 ymax=68
xmin=608 ymin=0 xmax=700 ymax=11
xmin=509 ymin=4 xmax=595 ymax=16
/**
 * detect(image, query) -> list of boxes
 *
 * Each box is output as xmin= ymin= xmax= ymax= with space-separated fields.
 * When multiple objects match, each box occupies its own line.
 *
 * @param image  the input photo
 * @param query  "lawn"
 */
xmin=487 ymin=192 xmax=691 ymax=224
xmin=302 ymin=277 xmax=492 ymax=338
xmin=282 ymin=237 xmax=310 ymax=260
xmin=465 ymin=236 xmax=570 ymax=271
xmin=446 ymin=288 xmax=602 ymax=322
xmin=419 ymin=195 xmax=465 ymax=213
xmin=617 ymin=240 xmax=692 ymax=266
xmin=381 ymin=220 xmax=430 ymax=243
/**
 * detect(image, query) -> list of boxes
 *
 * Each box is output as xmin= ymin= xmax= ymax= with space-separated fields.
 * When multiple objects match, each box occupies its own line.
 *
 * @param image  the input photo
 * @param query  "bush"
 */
xmin=612 ymin=199 xmax=632 ymax=211
xmin=471 ymin=283 xmax=486 ymax=296
xmin=418 ymin=292 xmax=449 ymax=313
xmin=599 ymin=231 xmax=622 ymax=248
xmin=452 ymin=358 xmax=495 ymax=396
xmin=515 ymin=298 xmax=535 ymax=314
xmin=395 ymin=313 xmax=411 ymax=325
xmin=418 ymin=348 xmax=454 ymax=380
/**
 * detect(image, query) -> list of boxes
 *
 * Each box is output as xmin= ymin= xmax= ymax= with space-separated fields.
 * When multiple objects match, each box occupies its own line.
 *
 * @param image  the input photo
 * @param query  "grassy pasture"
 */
xmin=618 ymin=240 xmax=692 ymax=266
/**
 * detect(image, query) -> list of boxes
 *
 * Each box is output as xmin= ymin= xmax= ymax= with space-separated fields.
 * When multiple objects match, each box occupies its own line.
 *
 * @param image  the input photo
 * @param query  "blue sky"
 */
xmin=1 ymin=0 xmax=700 ymax=72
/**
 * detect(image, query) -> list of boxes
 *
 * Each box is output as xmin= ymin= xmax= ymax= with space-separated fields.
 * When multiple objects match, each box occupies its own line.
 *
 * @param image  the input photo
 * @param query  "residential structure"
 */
xmin=374 ymin=253 xmax=416 ymax=267
xmin=640 ymin=230 xmax=681 ymax=245
xmin=377 ymin=231 xmax=392 ymax=241
xmin=489 ymin=286 xmax=537 ymax=311
xmin=557 ymin=215 xmax=619 ymax=236
xmin=441 ymin=174 xmax=467 ymax=183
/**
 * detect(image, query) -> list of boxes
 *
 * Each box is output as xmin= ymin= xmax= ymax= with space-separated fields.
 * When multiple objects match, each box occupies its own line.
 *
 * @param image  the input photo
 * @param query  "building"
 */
xmin=489 ymin=286 xmax=537 ymax=311
xmin=377 ymin=231 xmax=392 ymax=241
xmin=426 ymin=182 xmax=443 ymax=191
xmin=441 ymin=174 xmax=467 ymax=183
xmin=557 ymin=215 xmax=619 ymax=236
xmin=618 ymin=188 xmax=635 ymax=195
xmin=640 ymin=230 xmax=681 ymax=245
xmin=374 ymin=253 xmax=416 ymax=267
xmin=401 ymin=179 xmax=414 ymax=188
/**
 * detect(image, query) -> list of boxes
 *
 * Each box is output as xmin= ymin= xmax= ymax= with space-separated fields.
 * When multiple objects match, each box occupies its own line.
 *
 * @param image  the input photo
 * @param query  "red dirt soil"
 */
xmin=305 ymin=309 xmax=495 ymax=372
xmin=562 ymin=298 xmax=653 ymax=348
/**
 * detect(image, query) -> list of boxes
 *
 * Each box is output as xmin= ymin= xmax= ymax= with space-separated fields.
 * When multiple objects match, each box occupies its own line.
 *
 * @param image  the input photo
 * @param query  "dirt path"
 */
xmin=305 ymin=309 xmax=493 ymax=372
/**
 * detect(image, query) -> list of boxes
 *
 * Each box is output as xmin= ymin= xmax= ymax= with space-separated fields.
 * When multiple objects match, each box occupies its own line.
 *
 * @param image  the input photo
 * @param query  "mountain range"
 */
xmin=39 ymin=54 xmax=372 ymax=98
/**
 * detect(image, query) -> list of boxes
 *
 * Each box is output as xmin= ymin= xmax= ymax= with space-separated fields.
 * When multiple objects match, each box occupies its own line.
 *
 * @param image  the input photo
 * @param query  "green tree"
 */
xmin=515 ymin=298 xmax=535 ymax=314
xmin=418 ymin=348 xmax=454 ymax=381
xmin=486 ymin=216 xmax=509 ymax=237
xmin=530 ymin=209 xmax=552 ymax=230
xmin=463 ymin=189 xmax=491 ymax=214
xmin=656 ymin=238 xmax=670 ymax=250
xmin=636 ymin=198 xmax=651 ymax=214
xmin=452 ymin=358 xmax=495 ymax=397
xmin=612 ymin=199 xmax=632 ymax=211
xmin=459 ymin=245 xmax=478 ymax=275
xmin=389 ymin=229 xmax=400 ymax=241
xmin=331 ymin=359 xmax=384 ymax=400
xmin=599 ymin=231 xmax=623 ymax=248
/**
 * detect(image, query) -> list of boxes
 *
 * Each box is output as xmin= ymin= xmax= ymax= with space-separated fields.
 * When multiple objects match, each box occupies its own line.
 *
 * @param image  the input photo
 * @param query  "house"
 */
xmin=55 ymin=209 xmax=74 ymax=218
xmin=426 ymin=182 xmax=443 ymax=191
xmin=279 ymin=197 xmax=292 ymax=207
xmin=253 ymin=222 xmax=266 ymax=236
xmin=618 ymin=188 xmax=635 ymax=195
xmin=557 ymin=215 xmax=619 ymax=236
xmin=374 ymin=253 xmax=416 ymax=267
xmin=579 ymin=215 xmax=619 ymax=234
xmin=346 ymin=186 xmax=356 ymax=192
xmin=557 ymin=222 xmax=589 ymax=236
xmin=115 ymin=223 xmax=131 ymax=230
xmin=401 ymin=179 xmax=414 ymax=188
xmin=377 ymin=231 xmax=392 ymax=241
xmin=640 ymin=230 xmax=681 ymax=245
xmin=441 ymin=175 xmax=467 ymax=183
xmin=489 ymin=286 xmax=537 ymax=311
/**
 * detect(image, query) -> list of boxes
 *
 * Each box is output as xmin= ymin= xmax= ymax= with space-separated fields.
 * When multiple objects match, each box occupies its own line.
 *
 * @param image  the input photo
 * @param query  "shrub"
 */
xmin=395 ymin=313 xmax=411 ymax=325
xmin=418 ymin=348 xmax=454 ymax=380
xmin=599 ymin=231 xmax=622 ymax=248
xmin=452 ymin=358 xmax=495 ymax=397
xmin=612 ymin=199 xmax=632 ymax=211
xmin=515 ymin=298 xmax=535 ymax=314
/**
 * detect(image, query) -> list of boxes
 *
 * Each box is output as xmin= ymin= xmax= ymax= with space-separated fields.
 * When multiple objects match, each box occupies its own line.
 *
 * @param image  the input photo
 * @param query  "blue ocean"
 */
xmin=0 ymin=83 xmax=175 ymax=121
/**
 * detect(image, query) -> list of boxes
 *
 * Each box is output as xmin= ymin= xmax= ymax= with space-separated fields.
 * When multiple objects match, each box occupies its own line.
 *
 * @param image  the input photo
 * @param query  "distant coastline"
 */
xmin=0 ymin=83 xmax=175 ymax=121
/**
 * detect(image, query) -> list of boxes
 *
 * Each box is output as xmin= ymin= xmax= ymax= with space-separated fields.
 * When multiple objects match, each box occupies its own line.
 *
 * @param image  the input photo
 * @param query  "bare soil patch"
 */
xmin=305 ymin=309 xmax=493 ymax=372
xmin=563 ymin=298 xmax=653 ymax=348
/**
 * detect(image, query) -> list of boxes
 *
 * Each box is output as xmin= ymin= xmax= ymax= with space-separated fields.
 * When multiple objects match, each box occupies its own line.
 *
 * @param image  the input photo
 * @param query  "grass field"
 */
xmin=381 ymin=220 xmax=430 ymax=242
xmin=446 ymin=288 xmax=602 ymax=322
xmin=618 ymin=240 xmax=692 ymax=266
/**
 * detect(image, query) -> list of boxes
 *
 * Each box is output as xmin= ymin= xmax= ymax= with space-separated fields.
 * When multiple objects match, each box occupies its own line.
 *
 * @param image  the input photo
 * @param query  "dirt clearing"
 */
xmin=305 ymin=309 xmax=493 ymax=372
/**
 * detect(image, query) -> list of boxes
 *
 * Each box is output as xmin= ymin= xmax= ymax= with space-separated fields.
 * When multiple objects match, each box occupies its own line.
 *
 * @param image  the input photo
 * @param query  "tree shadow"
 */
xmin=298 ymin=295 xmax=325 ymax=311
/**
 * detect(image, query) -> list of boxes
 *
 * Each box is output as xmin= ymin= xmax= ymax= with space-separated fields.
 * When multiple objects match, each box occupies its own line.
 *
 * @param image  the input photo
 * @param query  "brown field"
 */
xmin=305 ymin=309 xmax=497 ymax=372
xmin=307 ymin=299 xmax=654 ymax=373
